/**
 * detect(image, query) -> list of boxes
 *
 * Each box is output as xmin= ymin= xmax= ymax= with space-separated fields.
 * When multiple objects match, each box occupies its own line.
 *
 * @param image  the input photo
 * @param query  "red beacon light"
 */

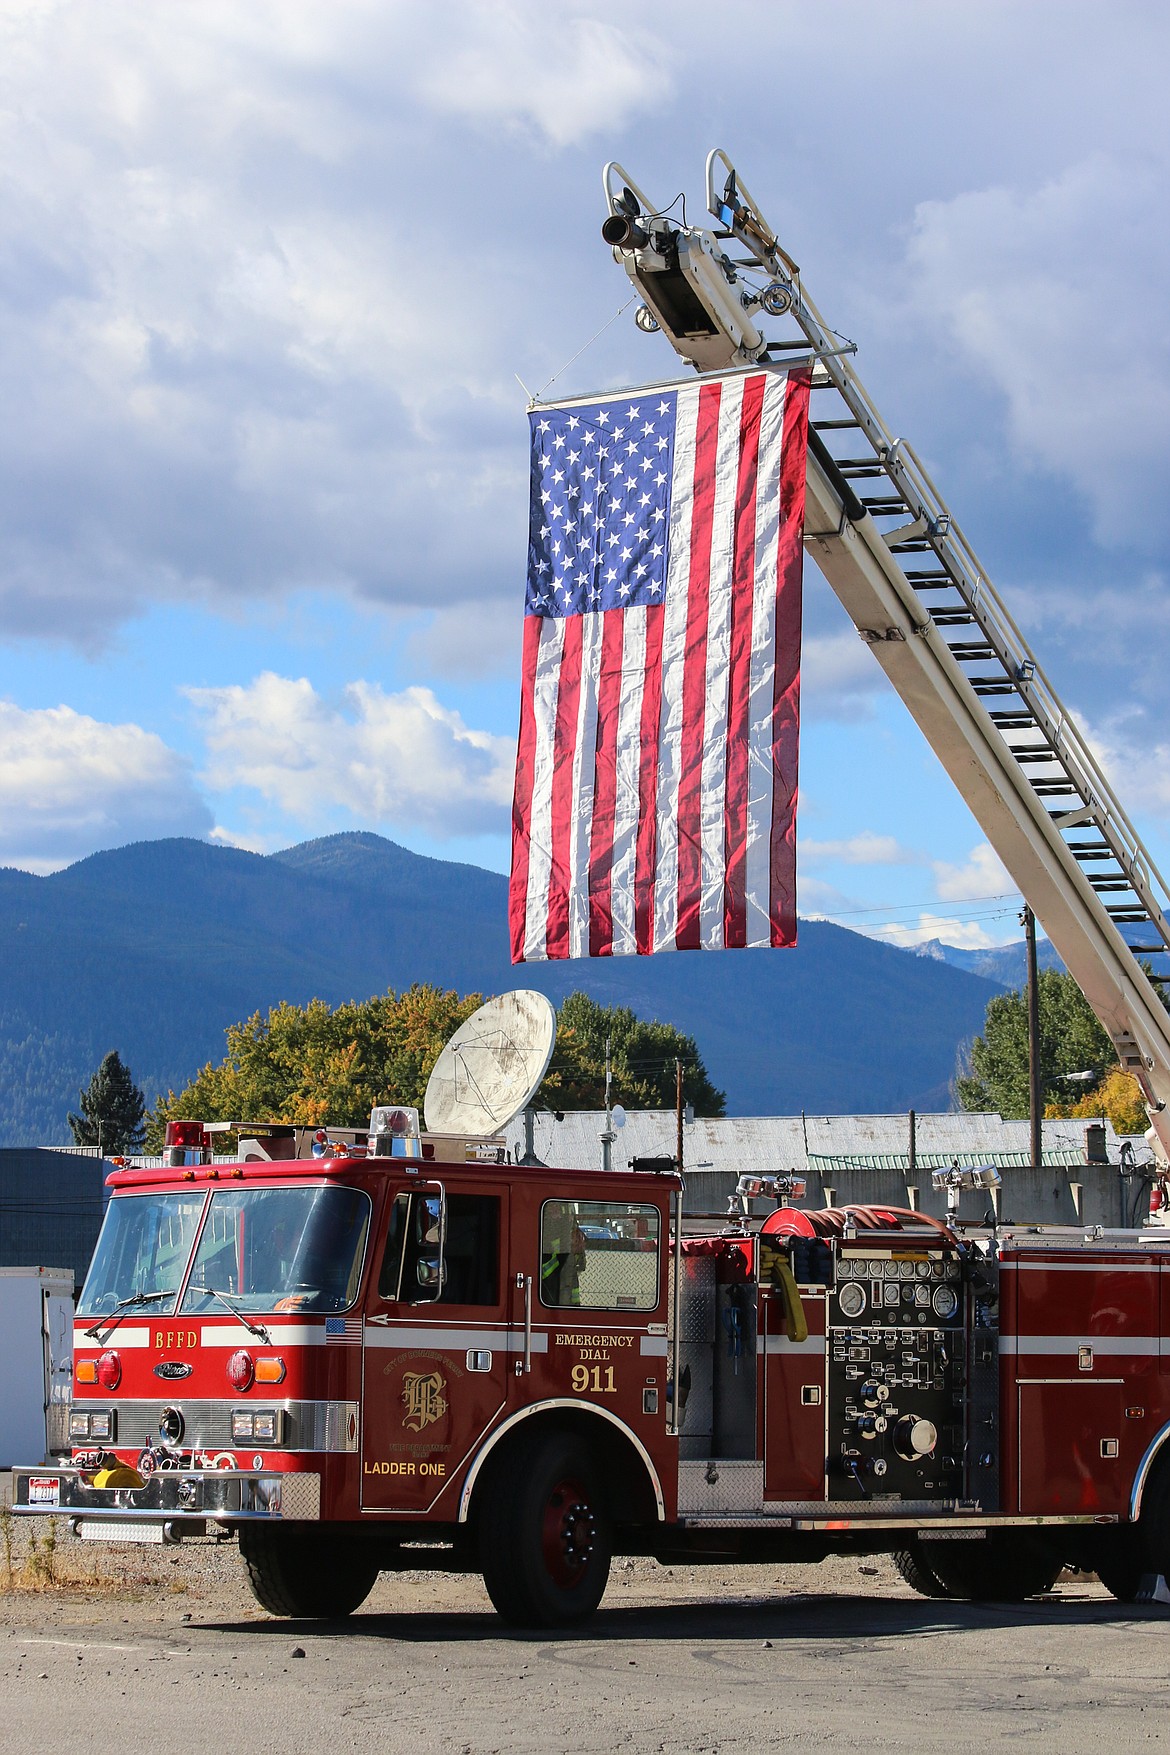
xmin=368 ymin=1104 xmax=421 ymax=1159
xmin=164 ymin=1119 xmax=209 ymax=1168
xmin=227 ymin=1350 xmax=254 ymax=1391
xmin=96 ymin=1350 xmax=122 ymax=1390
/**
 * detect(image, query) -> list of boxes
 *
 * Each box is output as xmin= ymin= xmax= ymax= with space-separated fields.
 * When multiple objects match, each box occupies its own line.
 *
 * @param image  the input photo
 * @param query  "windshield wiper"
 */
xmin=83 ymin=1289 xmax=172 ymax=1341
xmin=202 ymin=1285 xmax=272 ymax=1344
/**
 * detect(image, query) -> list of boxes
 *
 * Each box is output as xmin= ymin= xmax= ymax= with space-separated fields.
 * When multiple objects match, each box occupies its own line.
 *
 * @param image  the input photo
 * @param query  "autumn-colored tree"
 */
xmin=1053 ymin=1067 xmax=1148 ymax=1136
xmin=145 ymin=985 xmax=482 ymax=1149
xmin=145 ymin=985 xmax=725 ymax=1150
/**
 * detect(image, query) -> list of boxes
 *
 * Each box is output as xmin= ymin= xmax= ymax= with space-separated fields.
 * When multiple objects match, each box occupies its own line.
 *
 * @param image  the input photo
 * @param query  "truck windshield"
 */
xmin=180 ymin=1185 xmax=372 ymax=1314
xmin=78 ymin=1191 xmax=207 ymax=1317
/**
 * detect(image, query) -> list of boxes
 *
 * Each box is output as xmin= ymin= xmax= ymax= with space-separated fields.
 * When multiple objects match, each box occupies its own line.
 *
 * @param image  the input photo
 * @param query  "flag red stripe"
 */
xmin=509 ymin=613 xmax=543 ymax=963
xmin=545 ymin=615 xmax=583 ymax=960
xmin=722 ymin=374 xmax=765 ymax=948
xmin=634 ymin=603 xmax=665 ymax=953
xmin=675 ymin=381 xmax=722 ymax=951
xmin=588 ymin=607 xmax=626 ymax=957
xmin=769 ymin=369 xmax=810 ymax=946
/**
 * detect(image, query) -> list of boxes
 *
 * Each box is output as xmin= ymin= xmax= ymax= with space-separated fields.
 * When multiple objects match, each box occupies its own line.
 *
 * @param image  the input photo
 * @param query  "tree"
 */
xmin=543 ymin=993 xmax=725 ymax=1116
xmin=145 ymin=985 xmax=725 ymax=1150
xmin=1062 ymin=1067 xmax=1148 ymax=1136
xmin=69 ymin=1050 xmax=147 ymax=1154
xmin=956 ymin=969 xmax=1118 ymax=1120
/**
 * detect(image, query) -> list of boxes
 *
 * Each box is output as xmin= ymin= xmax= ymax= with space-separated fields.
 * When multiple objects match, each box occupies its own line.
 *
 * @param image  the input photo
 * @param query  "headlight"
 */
xmin=70 ymin=1408 xmax=116 ymax=1442
xmin=231 ymin=1409 xmax=284 ymax=1444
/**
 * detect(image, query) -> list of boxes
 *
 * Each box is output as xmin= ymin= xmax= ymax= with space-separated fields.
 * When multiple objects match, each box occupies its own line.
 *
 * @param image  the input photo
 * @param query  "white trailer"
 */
xmin=0 ymin=1268 xmax=74 ymax=1467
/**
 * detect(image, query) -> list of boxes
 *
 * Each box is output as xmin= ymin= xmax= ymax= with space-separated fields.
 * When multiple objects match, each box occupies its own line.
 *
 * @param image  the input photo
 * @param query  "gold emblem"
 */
xmin=400 ymin=1369 xmax=448 ymax=1432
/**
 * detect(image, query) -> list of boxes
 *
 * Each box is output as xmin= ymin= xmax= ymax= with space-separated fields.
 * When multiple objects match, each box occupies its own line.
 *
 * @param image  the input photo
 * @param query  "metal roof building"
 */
xmin=502 ymin=1110 xmax=1151 ymax=1229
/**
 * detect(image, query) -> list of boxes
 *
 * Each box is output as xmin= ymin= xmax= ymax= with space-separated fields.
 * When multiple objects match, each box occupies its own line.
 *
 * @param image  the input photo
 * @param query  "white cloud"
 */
xmin=0 ymin=700 xmax=212 ymax=872
xmin=418 ymin=6 xmax=673 ymax=148
xmin=801 ymin=631 xmax=888 ymax=722
xmin=1082 ymin=713 xmax=1170 ymax=821
xmin=905 ymin=154 xmax=1170 ymax=546
xmin=931 ymin=842 xmax=1014 ymax=902
xmin=188 ymin=671 xmax=515 ymax=838
xmin=801 ymin=832 xmax=912 ymax=867
xmin=871 ymin=912 xmax=1003 ymax=952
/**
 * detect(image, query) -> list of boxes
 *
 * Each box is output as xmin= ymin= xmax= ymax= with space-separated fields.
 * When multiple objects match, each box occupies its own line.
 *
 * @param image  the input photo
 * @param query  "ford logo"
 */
xmin=153 ymin=1361 xmax=193 ymax=1381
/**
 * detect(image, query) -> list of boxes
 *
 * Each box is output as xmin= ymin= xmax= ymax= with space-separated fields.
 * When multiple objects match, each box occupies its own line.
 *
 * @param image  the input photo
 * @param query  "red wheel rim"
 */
xmin=540 ymin=1476 xmax=595 ymax=1589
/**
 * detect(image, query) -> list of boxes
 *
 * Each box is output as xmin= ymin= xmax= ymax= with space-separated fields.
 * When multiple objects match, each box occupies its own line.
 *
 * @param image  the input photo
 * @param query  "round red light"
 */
xmin=96 ymin=1350 xmax=121 ymax=1390
xmin=227 ymin=1349 xmax=254 ymax=1391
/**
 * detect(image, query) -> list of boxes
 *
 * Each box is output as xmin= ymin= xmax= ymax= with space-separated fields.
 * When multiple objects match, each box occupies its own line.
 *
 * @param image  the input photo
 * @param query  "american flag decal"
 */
xmin=510 ymin=367 xmax=809 ymax=961
xmin=325 ymin=1316 xmax=362 ymax=1344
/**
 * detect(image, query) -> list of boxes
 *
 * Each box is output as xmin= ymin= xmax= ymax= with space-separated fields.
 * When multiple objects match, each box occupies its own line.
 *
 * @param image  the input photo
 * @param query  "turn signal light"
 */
xmin=96 ymin=1350 xmax=122 ymax=1390
xmin=76 ymin=1359 xmax=98 ymax=1385
xmin=255 ymin=1357 xmax=286 ymax=1385
xmin=226 ymin=1349 xmax=254 ymax=1391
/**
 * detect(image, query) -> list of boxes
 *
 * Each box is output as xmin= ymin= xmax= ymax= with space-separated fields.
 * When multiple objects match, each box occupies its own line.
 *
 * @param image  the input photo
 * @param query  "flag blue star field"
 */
xmin=510 ymin=367 xmax=809 ymax=962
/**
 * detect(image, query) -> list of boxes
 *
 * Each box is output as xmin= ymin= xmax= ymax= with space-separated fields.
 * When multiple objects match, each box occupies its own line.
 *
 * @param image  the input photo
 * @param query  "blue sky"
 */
xmin=2 ymin=1 xmax=1169 ymax=952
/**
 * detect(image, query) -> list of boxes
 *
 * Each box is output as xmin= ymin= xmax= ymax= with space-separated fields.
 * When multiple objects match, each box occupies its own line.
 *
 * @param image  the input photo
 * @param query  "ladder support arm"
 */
xmin=803 ymin=450 xmax=1170 ymax=1164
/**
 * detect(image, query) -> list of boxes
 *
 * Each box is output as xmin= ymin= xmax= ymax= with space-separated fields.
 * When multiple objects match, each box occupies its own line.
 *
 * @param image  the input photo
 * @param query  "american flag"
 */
xmin=324 ymin=1316 xmax=362 ymax=1345
xmin=510 ymin=367 xmax=809 ymax=962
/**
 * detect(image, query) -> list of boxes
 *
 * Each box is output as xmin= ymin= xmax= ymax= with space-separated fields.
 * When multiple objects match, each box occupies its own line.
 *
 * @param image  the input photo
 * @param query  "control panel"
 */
xmin=828 ymin=1250 xmax=964 ymax=1501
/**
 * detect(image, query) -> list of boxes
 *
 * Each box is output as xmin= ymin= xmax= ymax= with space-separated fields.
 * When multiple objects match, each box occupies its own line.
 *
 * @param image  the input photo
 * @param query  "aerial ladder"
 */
xmin=601 ymin=149 xmax=1170 ymax=1170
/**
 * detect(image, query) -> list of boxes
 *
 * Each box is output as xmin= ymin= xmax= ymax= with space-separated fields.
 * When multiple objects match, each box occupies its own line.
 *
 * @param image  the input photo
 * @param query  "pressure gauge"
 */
xmin=838 ymin=1281 xmax=867 ymax=1319
xmin=932 ymin=1284 xmax=959 ymax=1320
xmin=898 ymin=1260 xmax=916 ymax=1280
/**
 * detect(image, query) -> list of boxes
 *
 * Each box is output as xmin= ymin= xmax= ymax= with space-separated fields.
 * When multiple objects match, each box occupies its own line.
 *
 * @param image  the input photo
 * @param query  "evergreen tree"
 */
xmin=957 ymin=969 xmax=1117 ymax=1119
xmin=68 ymin=1050 xmax=147 ymax=1154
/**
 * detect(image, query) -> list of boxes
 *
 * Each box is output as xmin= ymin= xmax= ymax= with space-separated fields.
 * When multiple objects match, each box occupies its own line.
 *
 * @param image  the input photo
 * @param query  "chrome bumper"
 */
xmin=10 ymin=1467 xmax=322 ymax=1530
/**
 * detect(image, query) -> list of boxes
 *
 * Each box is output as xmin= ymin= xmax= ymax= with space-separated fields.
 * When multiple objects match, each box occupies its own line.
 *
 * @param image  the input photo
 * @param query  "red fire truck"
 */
xmin=15 ymin=148 xmax=1170 ymax=1623
xmin=12 ymin=1103 xmax=1170 ymax=1625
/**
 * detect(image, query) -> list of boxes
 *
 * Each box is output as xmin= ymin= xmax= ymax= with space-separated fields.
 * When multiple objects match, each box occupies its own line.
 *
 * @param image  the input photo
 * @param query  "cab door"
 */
xmin=361 ymin=1182 xmax=513 ymax=1513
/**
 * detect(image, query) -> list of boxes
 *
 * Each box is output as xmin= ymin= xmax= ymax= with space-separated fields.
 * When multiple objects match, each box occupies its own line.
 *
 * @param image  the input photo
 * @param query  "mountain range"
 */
xmin=0 ymin=832 xmax=1007 ymax=1145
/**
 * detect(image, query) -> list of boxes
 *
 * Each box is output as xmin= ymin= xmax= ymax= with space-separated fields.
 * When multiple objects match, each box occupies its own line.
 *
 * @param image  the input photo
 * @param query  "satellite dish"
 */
xmin=611 ymin=1104 xmax=626 ymax=1129
xmin=424 ymin=990 xmax=557 ymax=1137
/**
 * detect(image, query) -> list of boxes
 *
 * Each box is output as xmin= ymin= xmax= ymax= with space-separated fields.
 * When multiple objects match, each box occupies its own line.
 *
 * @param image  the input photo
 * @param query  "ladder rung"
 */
xmin=1106 ymin=908 xmax=1149 ymax=922
xmin=991 ymin=711 xmax=1035 ymax=727
xmin=1013 ymin=751 xmax=1059 ymax=765
xmin=931 ymin=613 xmax=976 ymax=627
xmin=861 ymin=497 xmax=910 ymax=511
xmin=1089 ymin=880 xmax=1135 ymax=893
xmin=1030 ymin=781 xmax=1081 ymax=796
xmin=947 ymin=643 xmax=997 ymax=660
xmin=811 ymin=418 xmax=861 ymax=429
xmin=1070 ymin=849 xmax=1116 ymax=862
xmin=1125 ymin=944 xmax=1170 ymax=955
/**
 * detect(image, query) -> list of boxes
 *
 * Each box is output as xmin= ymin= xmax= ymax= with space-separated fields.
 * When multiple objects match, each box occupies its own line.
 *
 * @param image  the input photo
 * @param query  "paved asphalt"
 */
xmin=2 ymin=1545 xmax=1169 ymax=1754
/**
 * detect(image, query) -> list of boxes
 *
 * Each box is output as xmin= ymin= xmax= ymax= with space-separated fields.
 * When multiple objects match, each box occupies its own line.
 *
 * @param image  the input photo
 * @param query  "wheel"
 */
xmin=1090 ymin=1526 xmax=1148 ymax=1603
xmin=926 ymin=1532 xmax=1063 ymax=1603
xmin=238 ymin=1524 xmax=379 ymax=1618
xmin=892 ymin=1542 xmax=951 ymax=1599
xmin=479 ymin=1429 xmax=612 ymax=1628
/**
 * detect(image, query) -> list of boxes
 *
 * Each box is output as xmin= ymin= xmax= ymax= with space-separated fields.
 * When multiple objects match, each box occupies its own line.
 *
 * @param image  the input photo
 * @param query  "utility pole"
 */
xmin=1023 ymin=904 xmax=1043 ymax=1171
xmin=601 ymin=1036 xmax=614 ymax=1173
xmin=675 ymin=1058 xmax=684 ymax=1174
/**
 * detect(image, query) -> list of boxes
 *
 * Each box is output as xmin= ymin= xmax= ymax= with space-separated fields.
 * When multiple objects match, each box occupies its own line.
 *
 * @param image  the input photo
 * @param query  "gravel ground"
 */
xmin=5 ymin=1473 xmax=1169 ymax=1755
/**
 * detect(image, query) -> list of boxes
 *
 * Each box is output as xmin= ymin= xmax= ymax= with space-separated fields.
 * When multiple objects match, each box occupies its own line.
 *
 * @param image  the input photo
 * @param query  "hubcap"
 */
xmin=541 ymin=1477 xmax=595 ymax=1588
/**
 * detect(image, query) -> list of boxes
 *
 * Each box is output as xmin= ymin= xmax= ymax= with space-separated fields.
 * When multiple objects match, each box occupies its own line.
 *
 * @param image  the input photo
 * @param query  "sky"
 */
xmin=2 ymin=0 xmax=1169 ymax=952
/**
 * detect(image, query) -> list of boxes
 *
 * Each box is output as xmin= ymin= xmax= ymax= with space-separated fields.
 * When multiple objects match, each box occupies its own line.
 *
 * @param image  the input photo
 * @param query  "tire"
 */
xmin=926 ymin=1532 xmax=1062 ymax=1603
xmin=239 ymin=1524 xmax=379 ymax=1618
xmin=479 ymin=1429 xmax=612 ymax=1628
xmin=1091 ymin=1527 xmax=1147 ymax=1603
xmin=892 ymin=1542 xmax=951 ymax=1599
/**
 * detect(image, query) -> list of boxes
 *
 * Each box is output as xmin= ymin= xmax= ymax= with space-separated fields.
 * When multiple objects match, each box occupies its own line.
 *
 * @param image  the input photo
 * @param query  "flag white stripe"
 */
xmin=567 ymin=610 xmax=604 ymax=958
xmin=609 ymin=606 xmax=647 ymax=955
xmin=699 ymin=376 xmax=745 ymax=948
xmin=523 ymin=616 xmax=565 ymax=960
xmin=745 ymin=374 xmax=789 ymax=945
xmin=653 ymin=382 xmax=701 ymax=951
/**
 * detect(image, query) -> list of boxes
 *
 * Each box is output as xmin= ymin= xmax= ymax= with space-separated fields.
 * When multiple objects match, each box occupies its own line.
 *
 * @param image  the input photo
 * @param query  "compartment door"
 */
xmin=1017 ymin=1380 xmax=1127 ymax=1516
xmin=361 ymin=1185 xmax=511 ymax=1513
xmin=761 ymin=1287 xmax=827 ymax=1502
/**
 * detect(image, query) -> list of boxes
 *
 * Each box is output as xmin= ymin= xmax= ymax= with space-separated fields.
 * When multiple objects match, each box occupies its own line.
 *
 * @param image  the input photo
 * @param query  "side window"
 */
xmin=540 ymin=1200 xmax=660 ymax=1311
xmin=378 ymin=1193 xmax=500 ymax=1307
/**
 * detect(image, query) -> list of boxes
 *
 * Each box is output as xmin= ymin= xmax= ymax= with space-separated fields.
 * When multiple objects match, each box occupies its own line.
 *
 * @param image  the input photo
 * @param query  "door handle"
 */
xmin=514 ymin=1271 xmax=532 ymax=1375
